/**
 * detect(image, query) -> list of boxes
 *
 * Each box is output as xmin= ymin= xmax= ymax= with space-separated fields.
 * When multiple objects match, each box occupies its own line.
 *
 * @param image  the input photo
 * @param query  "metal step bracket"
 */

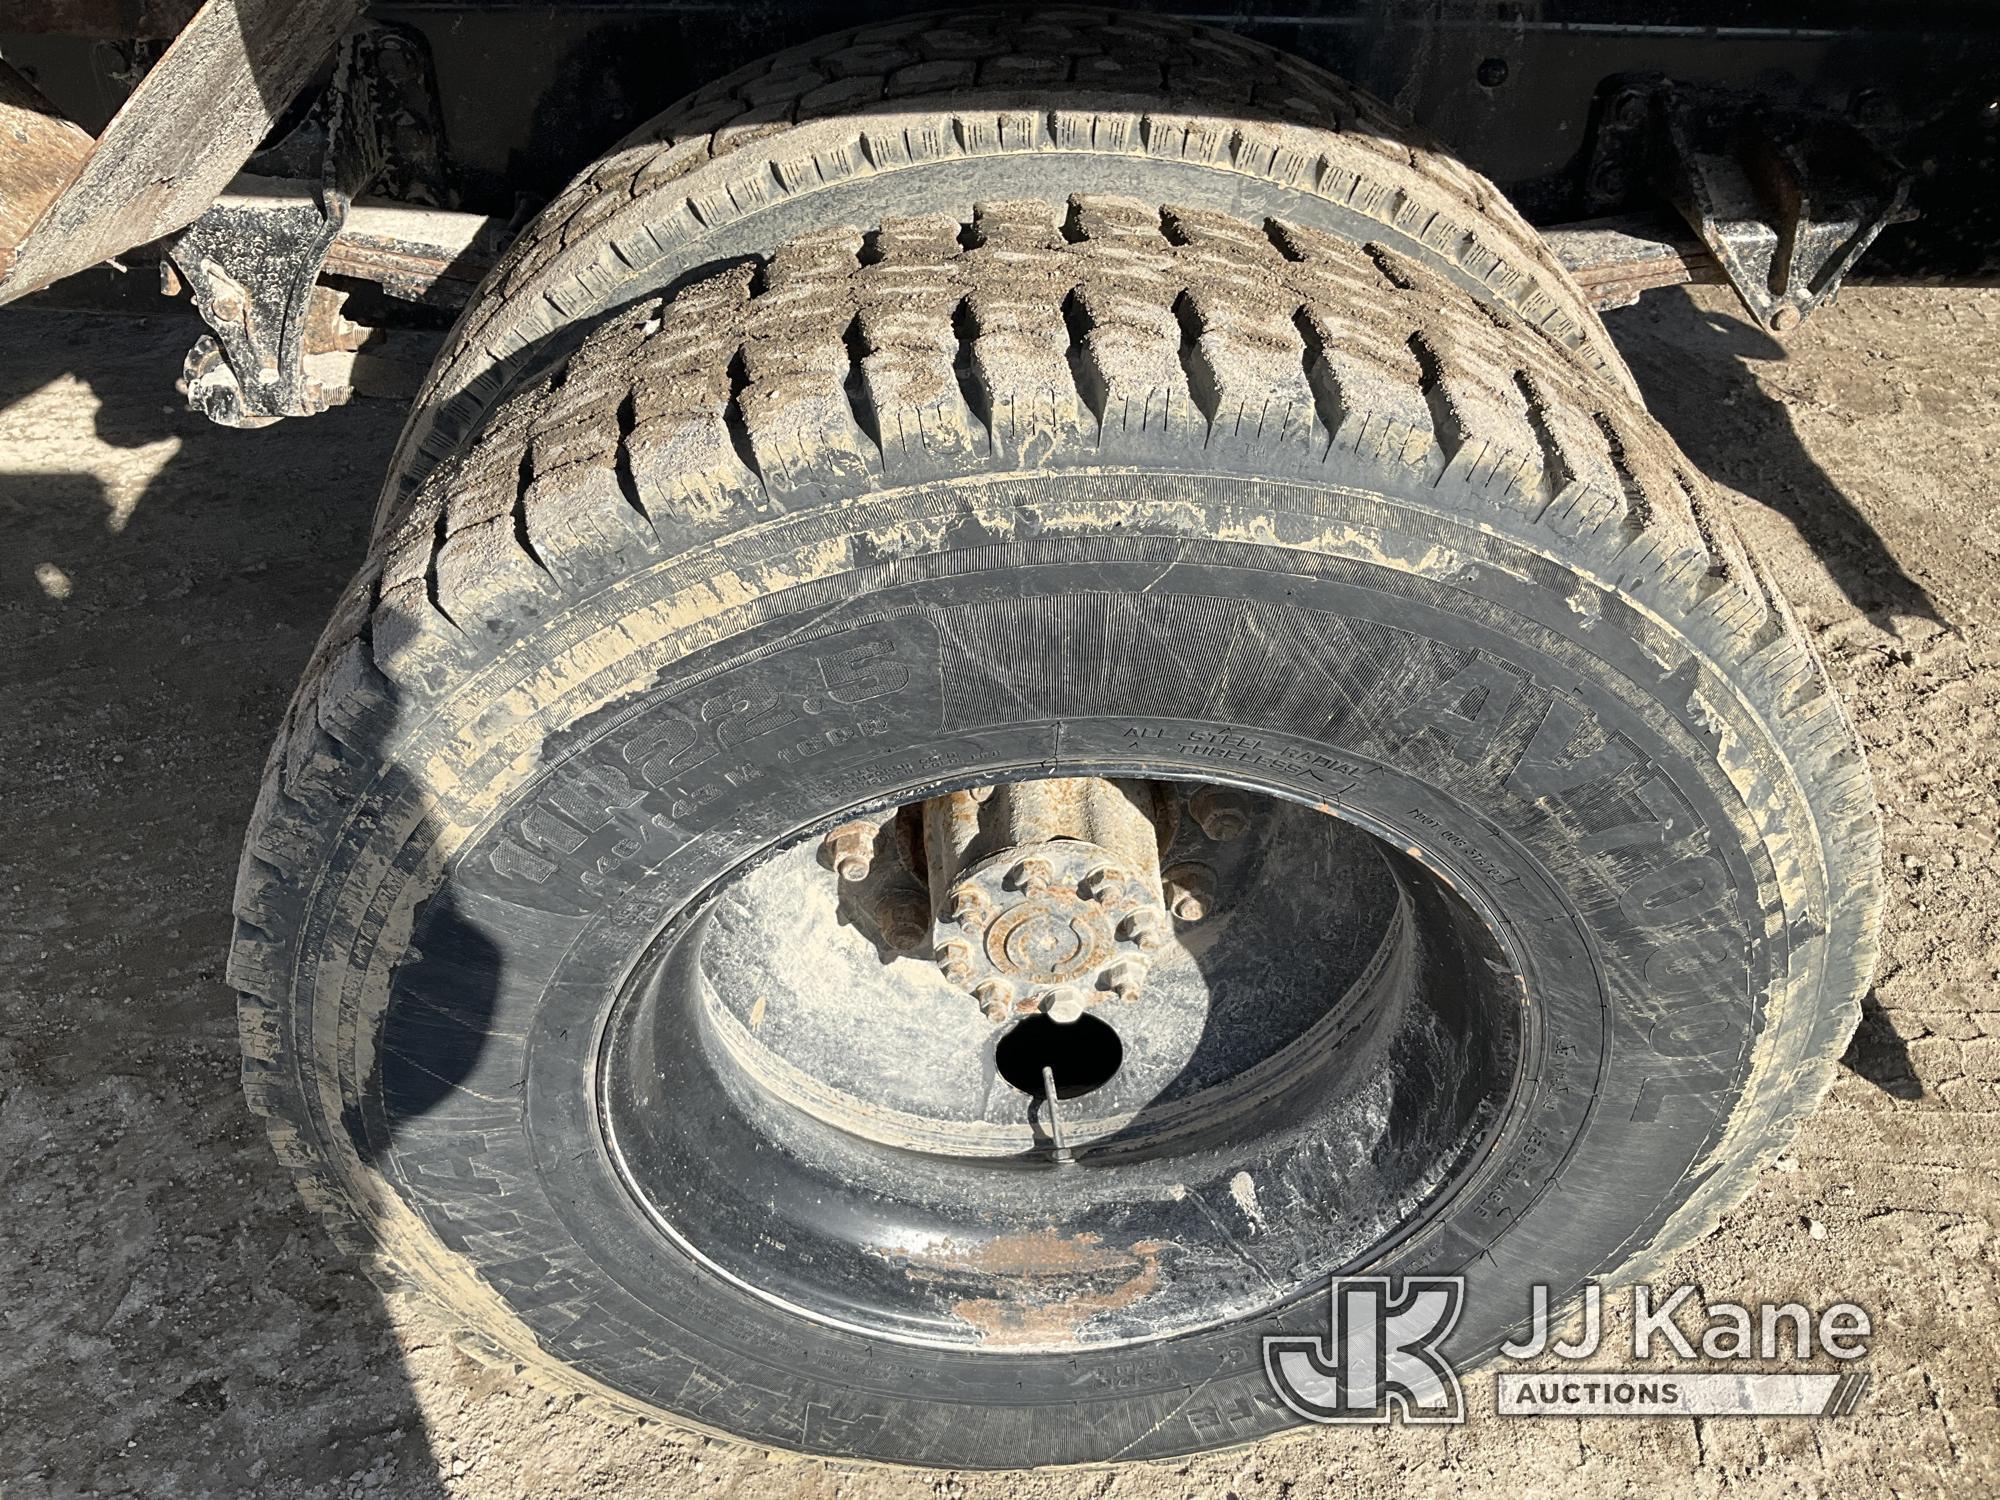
xmin=1652 ymin=79 xmax=1916 ymax=333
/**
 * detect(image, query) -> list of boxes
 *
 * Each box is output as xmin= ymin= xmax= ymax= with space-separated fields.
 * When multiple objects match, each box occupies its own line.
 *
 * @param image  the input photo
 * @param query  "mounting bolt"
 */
xmin=1077 ymin=863 xmax=1126 ymax=901
xmin=948 ymin=885 xmax=993 ymax=925
xmin=1611 ymin=88 xmax=1651 ymax=129
xmin=820 ymin=821 xmax=876 ymax=882
xmin=1006 ymin=856 xmax=1055 ymax=893
xmin=875 ymin=889 xmax=930 ymax=952
xmin=974 ymin=979 xmax=1013 ymax=1021
xmin=1163 ymin=862 xmax=1216 ymax=923
xmin=1589 ymin=161 xmax=1629 ymax=200
xmin=1102 ymin=956 xmax=1148 ymax=1003
xmin=937 ymin=939 xmax=976 ymax=988
xmin=1041 ymin=985 xmax=1090 ymax=1024
xmin=1118 ymin=907 xmax=1171 ymax=953
xmin=1768 ymin=304 xmax=1804 ymax=334
xmin=1189 ymin=787 xmax=1251 ymax=842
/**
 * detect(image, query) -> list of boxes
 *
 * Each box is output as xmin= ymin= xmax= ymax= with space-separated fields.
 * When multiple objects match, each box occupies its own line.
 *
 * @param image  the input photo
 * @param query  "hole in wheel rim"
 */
xmin=598 ymin=773 xmax=1526 ymax=1352
xmin=994 ymin=1013 xmax=1124 ymax=1099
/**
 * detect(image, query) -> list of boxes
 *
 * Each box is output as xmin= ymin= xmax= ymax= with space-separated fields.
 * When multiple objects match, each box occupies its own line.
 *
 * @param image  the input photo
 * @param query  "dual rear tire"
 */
xmin=233 ymin=8 xmax=1879 ymax=1468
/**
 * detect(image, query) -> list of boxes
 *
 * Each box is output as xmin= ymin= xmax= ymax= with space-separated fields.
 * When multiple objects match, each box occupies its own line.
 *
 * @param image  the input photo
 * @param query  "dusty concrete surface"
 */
xmin=1 ymin=285 xmax=1996 ymax=1497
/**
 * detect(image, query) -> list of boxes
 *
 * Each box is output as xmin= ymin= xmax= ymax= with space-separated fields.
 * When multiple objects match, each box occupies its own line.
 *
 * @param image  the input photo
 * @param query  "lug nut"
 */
xmin=1041 ymin=985 xmax=1089 ymax=1024
xmin=1077 ymin=863 xmax=1126 ymax=901
xmin=948 ymin=885 xmax=993 ymax=925
xmin=1118 ymin=907 xmax=1170 ymax=953
xmin=937 ymin=939 xmax=975 ymax=988
xmin=1006 ymin=856 xmax=1055 ymax=893
xmin=1163 ymin=861 xmax=1216 ymax=923
xmin=974 ymin=978 xmax=1013 ymax=1021
xmin=820 ymin=821 xmax=877 ymax=882
xmin=1189 ymin=787 xmax=1251 ymax=842
xmin=874 ymin=889 xmax=930 ymax=952
xmin=1102 ymin=956 xmax=1148 ymax=1003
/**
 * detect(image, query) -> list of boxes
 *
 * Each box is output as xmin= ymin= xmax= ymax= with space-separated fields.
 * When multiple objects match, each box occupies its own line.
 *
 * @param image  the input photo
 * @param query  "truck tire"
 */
xmin=375 ymin=5 xmax=1633 ymax=536
xmin=236 ymin=190 xmax=1880 ymax=1466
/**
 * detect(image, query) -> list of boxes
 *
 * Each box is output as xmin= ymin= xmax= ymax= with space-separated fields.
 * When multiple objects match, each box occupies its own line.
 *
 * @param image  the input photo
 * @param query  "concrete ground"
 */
xmin=1 ymin=283 xmax=1995 ymax=1497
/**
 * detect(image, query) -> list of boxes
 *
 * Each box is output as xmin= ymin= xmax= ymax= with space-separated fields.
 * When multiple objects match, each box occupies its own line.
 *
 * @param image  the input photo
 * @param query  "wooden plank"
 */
xmin=0 ymin=63 xmax=95 ymax=277
xmin=0 ymin=0 xmax=360 ymax=305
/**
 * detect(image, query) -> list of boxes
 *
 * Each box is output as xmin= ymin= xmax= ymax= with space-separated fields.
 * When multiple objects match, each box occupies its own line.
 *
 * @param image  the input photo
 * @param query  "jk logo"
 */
xmin=1263 ymin=1276 xmax=1466 ymax=1424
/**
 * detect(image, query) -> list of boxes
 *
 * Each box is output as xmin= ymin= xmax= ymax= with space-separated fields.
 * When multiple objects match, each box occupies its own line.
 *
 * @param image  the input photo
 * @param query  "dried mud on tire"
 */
xmin=375 ymin=4 xmax=1632 ymax=535
xmin=234 ymin=187 xmax=1879 ymax=1465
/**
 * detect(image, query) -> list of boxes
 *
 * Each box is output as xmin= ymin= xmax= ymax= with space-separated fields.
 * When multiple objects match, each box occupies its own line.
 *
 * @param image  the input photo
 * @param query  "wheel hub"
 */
xmin=939 ymin=838 xmax=1156 ymax=1020
xmin=819 ymin=776 xmax=1186 ymax=1023
xmin=600 ymin=774 xmax=1525 ymax=1353
xmin=921 ymin=777 xmax=1173 ymax=1022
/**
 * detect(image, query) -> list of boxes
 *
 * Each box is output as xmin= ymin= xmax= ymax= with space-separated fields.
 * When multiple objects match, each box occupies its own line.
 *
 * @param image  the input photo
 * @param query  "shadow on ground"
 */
xmin=1841 ymin=993 xmax=1928 ymax=1101
xmin=1607 ymin=290 xmax=1944 ymax=629
xmin=1607 ymin=288 xmax=1926 ymax=1100
xmin=0 ymin=308 xmax=447 ymax=1499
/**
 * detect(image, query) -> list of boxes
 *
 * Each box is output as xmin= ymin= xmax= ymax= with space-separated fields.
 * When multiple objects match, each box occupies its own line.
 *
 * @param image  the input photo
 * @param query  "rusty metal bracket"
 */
xmin=1664 ymin=87 xmax=1916 ymax=333
xmin=0 ymin=0 xmax=362 ymax=305
xmin=170 ymin=184 xmax=353 ymax=426
xmin=1587 ymin=75 xmax=1916 ymax=333
xmin=165 ymin=23 xmax=445 ymax=426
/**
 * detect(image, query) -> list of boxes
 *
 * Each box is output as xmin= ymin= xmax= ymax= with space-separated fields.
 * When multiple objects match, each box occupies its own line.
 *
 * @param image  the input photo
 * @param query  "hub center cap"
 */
xmin=989 ymin=899 xmax=1101 ymax=980
xmin=940 ymin=839 xmax=1154 ymax=1020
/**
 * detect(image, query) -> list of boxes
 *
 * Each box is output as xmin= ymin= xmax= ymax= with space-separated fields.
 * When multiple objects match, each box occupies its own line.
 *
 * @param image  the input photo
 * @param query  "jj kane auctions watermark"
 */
xmin=1264 ymin=1278 xmax=1872 ymax=1424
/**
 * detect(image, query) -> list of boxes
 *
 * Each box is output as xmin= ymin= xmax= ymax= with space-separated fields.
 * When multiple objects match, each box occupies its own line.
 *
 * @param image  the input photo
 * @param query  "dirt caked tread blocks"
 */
xmin=375 ymin=5 xmax=1635 ymax=534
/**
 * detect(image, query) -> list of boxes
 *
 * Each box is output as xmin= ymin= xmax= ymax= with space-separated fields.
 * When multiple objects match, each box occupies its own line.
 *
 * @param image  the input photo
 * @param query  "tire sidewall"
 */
xmin=316 ymin=471 xmax=1814 ymax=1465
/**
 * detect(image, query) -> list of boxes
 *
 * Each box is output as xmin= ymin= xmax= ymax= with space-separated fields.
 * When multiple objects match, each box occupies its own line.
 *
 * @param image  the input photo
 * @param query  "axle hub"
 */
xmin=923 ymin=778 xmax=1171 ymax=1022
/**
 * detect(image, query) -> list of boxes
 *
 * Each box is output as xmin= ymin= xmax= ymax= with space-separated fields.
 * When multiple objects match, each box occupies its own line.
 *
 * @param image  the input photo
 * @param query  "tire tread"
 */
xmin=379 ymin=5 xmax=1628 ymax=528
